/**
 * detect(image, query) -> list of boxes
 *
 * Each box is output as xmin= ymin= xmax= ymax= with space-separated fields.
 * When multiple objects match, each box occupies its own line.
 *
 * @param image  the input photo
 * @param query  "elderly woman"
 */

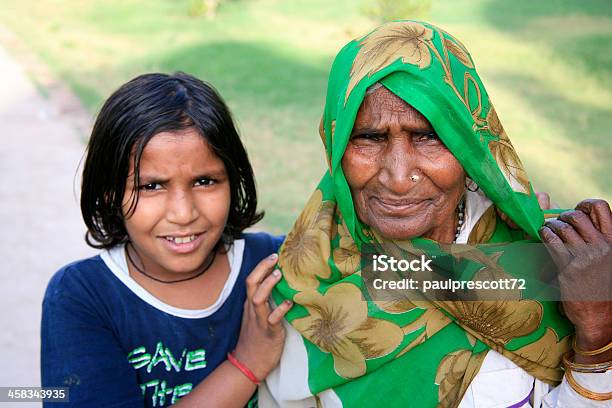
xmin=260 ymin=21 xmax=611 ymax=407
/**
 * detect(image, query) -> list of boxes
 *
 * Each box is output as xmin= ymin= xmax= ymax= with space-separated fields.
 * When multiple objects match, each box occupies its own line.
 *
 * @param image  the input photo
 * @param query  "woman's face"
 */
xmin=342 ymin=86 xmax=465 ymax=242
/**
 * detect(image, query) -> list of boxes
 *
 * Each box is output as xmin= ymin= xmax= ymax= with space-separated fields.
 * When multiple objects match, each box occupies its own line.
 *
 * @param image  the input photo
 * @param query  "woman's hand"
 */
xmin=233 ymin=253 xmax=292 ymax=380
xmin=540 ymin=199 xmax=612 ymax=363
xmin=498 ymin=191 xmax=557 ymax=229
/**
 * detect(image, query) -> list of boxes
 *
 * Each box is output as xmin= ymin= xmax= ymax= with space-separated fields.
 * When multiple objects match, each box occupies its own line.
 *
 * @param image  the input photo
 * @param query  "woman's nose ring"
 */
xmin=411 ymin=174 xmax=420 ymax=183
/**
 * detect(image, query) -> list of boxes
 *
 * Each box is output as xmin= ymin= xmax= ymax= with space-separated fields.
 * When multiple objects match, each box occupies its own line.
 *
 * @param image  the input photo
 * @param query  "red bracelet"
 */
xmin=227 ymin=352 xmax=260 ymax=385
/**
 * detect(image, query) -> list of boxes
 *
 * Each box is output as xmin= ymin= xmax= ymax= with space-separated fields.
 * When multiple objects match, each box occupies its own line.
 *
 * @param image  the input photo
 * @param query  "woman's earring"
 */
xmin=466 ymin=177 xmax=479 ymax=192
xmin=410 ymin=174 xmax=420 ymax=183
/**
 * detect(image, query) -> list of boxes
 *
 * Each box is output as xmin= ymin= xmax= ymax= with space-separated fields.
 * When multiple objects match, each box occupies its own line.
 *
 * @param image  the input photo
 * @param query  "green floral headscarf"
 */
xmin=271 ymin=21 xmax=572 ymax=407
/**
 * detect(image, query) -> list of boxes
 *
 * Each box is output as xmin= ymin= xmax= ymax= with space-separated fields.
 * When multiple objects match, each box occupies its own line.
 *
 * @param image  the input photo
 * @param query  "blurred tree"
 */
xmin=188 ymin=0 xmax=223 ymax=18
xmin=361 ymin=0 xmax=432 ymax=22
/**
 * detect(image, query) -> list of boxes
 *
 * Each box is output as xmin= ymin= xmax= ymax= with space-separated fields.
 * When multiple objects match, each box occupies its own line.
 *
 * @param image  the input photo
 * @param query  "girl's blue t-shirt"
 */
xmin=41 ymin=232 xmax=284 ymax=407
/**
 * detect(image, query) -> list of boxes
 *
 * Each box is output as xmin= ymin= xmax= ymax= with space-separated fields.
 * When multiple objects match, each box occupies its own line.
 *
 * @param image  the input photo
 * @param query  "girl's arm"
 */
xmin=174 ymin=253 xmax=292 ymax=407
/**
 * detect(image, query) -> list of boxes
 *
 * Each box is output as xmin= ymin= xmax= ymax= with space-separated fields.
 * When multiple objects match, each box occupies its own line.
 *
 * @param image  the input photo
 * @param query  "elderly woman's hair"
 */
xmin=366 ymin=82 xmax=384 ymax=96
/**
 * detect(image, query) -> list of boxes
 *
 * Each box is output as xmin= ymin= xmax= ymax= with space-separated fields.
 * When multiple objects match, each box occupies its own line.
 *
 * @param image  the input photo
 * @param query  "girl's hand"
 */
xmin=173 ymin=255 xmax=292 ymax=407
xmin=233 ymin=253 xmax=292 ymax=380
xmin=540 ymin=199 xmax=612 ymax=363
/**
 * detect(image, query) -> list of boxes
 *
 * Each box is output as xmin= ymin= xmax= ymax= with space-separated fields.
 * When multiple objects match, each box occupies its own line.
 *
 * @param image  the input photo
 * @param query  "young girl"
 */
xmin=41 ymin=72 xmax=292 ymax=407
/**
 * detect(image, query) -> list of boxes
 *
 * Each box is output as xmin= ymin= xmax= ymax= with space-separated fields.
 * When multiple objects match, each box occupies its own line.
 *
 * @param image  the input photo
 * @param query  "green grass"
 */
xmin=1 ymin=0 xmax=610 ymax=233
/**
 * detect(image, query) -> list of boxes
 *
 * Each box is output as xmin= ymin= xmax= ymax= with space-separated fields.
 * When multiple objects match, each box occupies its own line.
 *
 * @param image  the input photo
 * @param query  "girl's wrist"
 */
xmin=227 ymin=351 xmax=263 ymax=386
xmin=232 ymin=345 xmax=271 ymax=381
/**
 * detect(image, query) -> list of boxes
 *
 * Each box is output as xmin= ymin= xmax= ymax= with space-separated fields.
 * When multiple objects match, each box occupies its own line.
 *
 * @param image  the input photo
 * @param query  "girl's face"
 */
xmin=122 ymin=128 xmax=231 ymax=280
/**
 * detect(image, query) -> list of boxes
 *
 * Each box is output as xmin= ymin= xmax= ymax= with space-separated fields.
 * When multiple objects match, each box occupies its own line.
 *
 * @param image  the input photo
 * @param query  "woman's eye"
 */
xmin=414 ymin=131 xmax=439 ymax=142
xmin=139 ymin=183 xmax=162 ymax=191
xmin=195 ymin=178 xmax=216 ymax=187
xmin=352 ymin=133 xmax=385 ymax=142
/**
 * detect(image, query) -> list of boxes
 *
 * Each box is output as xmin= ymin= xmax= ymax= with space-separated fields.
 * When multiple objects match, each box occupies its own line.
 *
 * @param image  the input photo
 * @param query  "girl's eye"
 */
xmin=139 ymin=183 xmax=162 ymax=191
xmin=195 ymin=178 xmax=216 ymax=187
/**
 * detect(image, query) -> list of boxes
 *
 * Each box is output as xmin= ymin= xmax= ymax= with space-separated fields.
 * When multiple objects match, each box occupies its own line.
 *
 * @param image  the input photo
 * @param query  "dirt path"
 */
xmin=0 ymin=35 xmax=95 ymax=403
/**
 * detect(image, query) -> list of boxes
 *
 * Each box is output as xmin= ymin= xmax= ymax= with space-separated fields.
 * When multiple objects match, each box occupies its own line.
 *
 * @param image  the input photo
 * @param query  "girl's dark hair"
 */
xmin=81 ymin=72 xmax=263 ymax=249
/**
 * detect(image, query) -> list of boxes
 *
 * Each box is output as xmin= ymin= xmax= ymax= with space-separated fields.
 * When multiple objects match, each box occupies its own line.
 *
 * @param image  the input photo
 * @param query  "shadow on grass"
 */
xmin=482 ymin=0 xmax=612 ymax=82
xmin=488 ymin=70 xmax=612 ymax=197
xmin=136 ymin=41 xmax=330 ymax=136
xmin=74 ymin=40 xmax=332 ymax=132
xmin=483 ymin=0 xmax=611 ymax=27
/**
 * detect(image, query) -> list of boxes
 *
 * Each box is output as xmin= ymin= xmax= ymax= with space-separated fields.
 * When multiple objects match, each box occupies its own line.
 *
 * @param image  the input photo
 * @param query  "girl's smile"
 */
xmin=122 ymin=128 xmax=231 ymax=281
xmin=159 ymin=232 xmax=205 ymax=254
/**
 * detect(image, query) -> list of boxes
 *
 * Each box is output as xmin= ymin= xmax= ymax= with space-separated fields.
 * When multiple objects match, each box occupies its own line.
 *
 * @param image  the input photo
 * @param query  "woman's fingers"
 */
xmin=540 ymin=225 xmax=573 ymax=267
xmin=536 ymin=192 xmax=552 ymax=210
xmin=543 ymin=219 xmax=585 ymax=245
xmin=558 ymin=210 xmax=605 ymax=244
xmin=575 ymin=199 xmax=612 ymax=241
xmin=246 ymin=253 xmax=278 ymax=299
xmin=499 ymin=191 xmax=558 ymax=230
xmin=268 ymin=300 xmax=293 ymax=325
xmin=544 ymin=218 xmax=587 ymax=258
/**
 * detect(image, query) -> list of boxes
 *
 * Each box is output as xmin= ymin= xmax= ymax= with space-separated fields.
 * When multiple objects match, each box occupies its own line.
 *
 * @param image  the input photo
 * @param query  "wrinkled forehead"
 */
xmin=355 ymin=83 xmax=432 ymax=129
